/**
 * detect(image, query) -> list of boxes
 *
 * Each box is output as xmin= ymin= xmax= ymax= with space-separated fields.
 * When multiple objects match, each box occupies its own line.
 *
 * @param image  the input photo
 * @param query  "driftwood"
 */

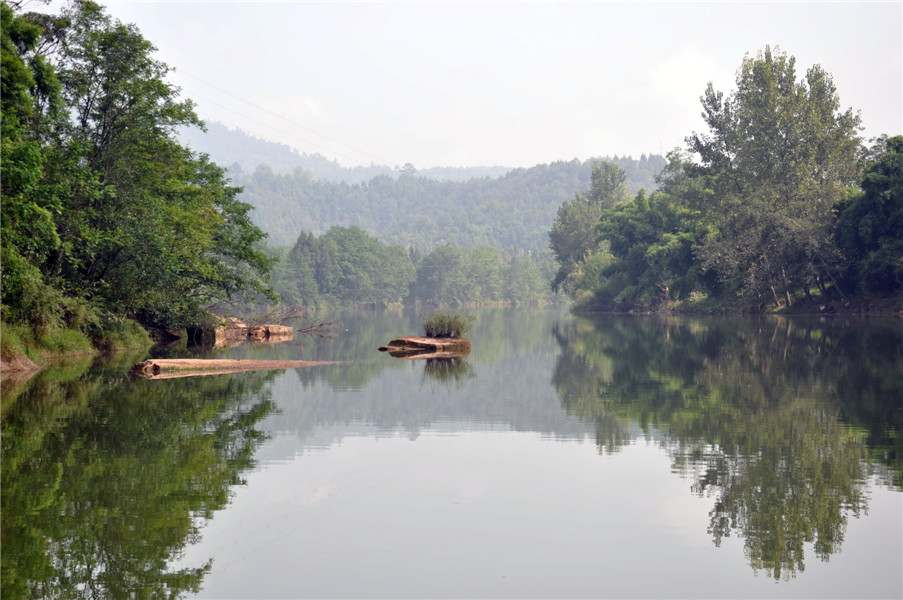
xmin=133 ymin=358 xmax=337 ymax=379
xmin=187 ymin=315 xmax=334 ymax=348
xmin=378 ymin=336 xmax=471 ymax=359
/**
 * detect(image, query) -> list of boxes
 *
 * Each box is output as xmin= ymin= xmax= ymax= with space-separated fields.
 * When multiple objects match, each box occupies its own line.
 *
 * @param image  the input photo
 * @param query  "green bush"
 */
xmin=0 ymin=324 xmax=31 ymax=361
xmin=421 ymin=310 xmax=476 ymax=338
xmin=0 ymin=245 xmax=65 ymax=333
xmin=89 ymin=318 xmax=152 ymax=352
xmin=1 ymin=321 xmax=95 ymax=364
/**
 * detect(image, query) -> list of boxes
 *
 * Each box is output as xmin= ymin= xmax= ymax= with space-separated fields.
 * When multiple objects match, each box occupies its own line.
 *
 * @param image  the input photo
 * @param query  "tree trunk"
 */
xmin=781 ymin=267 xmax=792 ymax=307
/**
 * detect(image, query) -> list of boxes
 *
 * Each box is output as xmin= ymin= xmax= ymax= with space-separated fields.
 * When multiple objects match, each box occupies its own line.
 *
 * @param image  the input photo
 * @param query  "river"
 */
xmin=2 ymin=308 xmax=901 ymax=598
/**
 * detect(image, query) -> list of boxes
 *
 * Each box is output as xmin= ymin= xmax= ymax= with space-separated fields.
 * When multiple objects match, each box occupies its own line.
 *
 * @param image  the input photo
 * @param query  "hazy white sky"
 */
xmin=37 ymin=1 xmax=903 ymax=168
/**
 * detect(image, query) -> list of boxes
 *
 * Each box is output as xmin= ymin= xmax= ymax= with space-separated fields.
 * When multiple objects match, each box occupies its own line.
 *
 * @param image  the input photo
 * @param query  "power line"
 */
xmin=187 ymin=92 xmax=377 ymax=167
xmin=179 ymin=69 xmax=397 ymax=167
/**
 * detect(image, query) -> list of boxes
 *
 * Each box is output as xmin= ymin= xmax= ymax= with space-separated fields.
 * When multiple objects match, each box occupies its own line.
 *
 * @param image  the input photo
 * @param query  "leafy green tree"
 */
xmin=835 ymin=135 xmax=903 ymax=293
xmin=277 ymin=226 xmax=415 ymax=306
xmin=548 ymin=161 xmax=629 ymax=296
xmin=272 ymin=229 xmax=553 ymax=308
xmin=318 ymin=226 xmax=415 ymax=305
xmin=685 ymin=47 xmax=862 ymax=308
xmin=502 ymin=253 xmax=550 ymax=303
xmin=279 ymin=231 xmax=322 ymax=305
xmin=413 ymin=243 xmax=466 ymax=304
xmin=591 ymin=186 xmax=711 ymax=310
xmin=0 ymin=2 xmax=66 ymax=329
xmin=1 ymin=0 xmax=274 ymax=333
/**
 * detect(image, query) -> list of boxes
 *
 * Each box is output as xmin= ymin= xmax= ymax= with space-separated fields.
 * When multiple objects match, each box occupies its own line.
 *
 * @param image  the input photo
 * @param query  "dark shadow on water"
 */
xmin=1 ymin=366 xmax=277 ymax=598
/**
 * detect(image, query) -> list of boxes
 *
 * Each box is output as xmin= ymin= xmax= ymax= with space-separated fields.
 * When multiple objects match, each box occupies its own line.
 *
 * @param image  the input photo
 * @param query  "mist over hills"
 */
xmin=179 ymin=122 xmax=513 ymax=183
xmin=181 ymin=122 xmax=666 ymax=249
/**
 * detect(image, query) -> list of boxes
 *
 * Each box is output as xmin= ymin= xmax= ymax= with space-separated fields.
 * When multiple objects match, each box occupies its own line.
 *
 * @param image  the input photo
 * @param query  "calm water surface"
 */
xmin=2 ymin=308 xmax=901 ymax=598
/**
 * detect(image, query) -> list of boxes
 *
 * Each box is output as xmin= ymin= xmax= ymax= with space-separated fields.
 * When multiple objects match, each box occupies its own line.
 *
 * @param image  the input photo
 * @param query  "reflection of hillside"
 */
xmin=1 ymin=367 xmax=277 ymax=598
xmin=263 ymin=348 xmax=594 ymax=447
xmin=247 ymin=308 xmax=588 ymax=449
xmin=551 ymin=315 xmax=903 ymax=580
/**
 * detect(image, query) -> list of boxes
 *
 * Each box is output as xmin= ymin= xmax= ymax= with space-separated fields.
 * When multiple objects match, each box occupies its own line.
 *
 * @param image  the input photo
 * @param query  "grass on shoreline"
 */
xmin=1 ymin=319 xmax=152 ymax=370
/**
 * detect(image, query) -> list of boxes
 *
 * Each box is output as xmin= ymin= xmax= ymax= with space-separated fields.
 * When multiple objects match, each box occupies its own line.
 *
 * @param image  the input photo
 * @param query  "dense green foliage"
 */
xmin=0 ymin=0 xmax=273 ymax=344
xmin=548 ymin=161 xmax=629 ymax=296
xmin=235 ymin=154 xmax=665 ymax=249
xmin=421 ymin=310 xmax=475 ymax=338
xmin=270 ymin=226 xmax=557 ymax=307
xmin=835 ymin=135 xmax=903 ymax=294
xmin=550 ymin=47 xmax=900 ymax=312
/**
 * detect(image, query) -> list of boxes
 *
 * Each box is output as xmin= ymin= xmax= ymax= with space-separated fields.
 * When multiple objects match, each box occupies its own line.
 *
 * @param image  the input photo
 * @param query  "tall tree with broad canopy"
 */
xmin=1 ymin=0 xmax=274 ymax=332
xmin=684 ymin=46 xmax=863 ymax=308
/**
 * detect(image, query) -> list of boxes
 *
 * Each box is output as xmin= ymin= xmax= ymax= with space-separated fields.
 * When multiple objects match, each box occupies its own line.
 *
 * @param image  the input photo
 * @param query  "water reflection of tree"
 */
xmin=552 ymin=315 xmax=902 ymax=580
xmin=1 ymin=366 xmax=277 ymax=598
xmin=421 ymin=357 xmax=475 ymax=387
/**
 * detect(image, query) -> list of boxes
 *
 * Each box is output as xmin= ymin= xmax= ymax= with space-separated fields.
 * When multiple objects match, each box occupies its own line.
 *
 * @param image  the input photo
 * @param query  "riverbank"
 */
xmin=574 ymin=290 xmax=903 ymax=318
xmin=774 ymin=293 xmax=903 ymax=318
xmin=0 ymin=319 xmax=152 ymax=376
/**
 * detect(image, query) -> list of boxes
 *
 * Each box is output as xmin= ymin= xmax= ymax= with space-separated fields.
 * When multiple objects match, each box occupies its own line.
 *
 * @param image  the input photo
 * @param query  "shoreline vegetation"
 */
xmin=2 ymin=5 xmax=899 ymax=381
xmin=547 ymin=51 xmax=901 ymax=317
xmin=3 ymin=294 xmax=898 ymax=376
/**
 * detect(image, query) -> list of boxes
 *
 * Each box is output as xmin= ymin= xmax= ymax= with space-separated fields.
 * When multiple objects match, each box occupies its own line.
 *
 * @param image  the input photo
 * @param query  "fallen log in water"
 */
xmin=133 ymin=358 xmax=337 ymax=378
xmin=378 ymin=336 xmax=471 ymax=358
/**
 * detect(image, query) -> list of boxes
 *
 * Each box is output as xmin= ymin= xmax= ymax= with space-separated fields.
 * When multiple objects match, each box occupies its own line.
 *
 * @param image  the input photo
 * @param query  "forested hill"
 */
xmin=233 ymin=155 xmax=667 ymax=249
xmin=179 ymin=122 xmax=513 ymax=183
xmin=179 ymin=122 xmax=665 ymax=249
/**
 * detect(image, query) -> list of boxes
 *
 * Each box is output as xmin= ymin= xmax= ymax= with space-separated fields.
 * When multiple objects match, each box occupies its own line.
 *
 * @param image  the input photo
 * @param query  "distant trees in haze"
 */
xmin=232 ymin=154 xmax=666 ymax=249
xmin=271 ymin=226 xmax=556 ymax=307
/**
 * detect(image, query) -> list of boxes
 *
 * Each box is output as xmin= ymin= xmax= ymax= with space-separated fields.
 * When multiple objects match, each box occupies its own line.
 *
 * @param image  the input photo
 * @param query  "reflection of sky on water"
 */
xmin=170 ymin=311 xmax=903 ymax=598
xmin=178 ymin=424 xmax=901 ymax=599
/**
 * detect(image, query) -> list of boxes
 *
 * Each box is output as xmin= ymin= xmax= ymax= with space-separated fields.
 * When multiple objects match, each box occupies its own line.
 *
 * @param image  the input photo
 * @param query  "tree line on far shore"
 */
xmin=261 ymin=226 xmax=557 ymax=309
xmin=549 ymin=47 xmax=901 ymax=313
xmin=3 ymin=0 xmax=899 ymax=365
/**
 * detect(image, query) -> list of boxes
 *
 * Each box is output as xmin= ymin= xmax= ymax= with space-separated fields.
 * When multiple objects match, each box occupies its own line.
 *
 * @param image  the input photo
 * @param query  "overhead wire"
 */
xmin=186 ymin=91 xmax=378 ymax=167
xmin=177 ymin=69 xmax=397 ymax=168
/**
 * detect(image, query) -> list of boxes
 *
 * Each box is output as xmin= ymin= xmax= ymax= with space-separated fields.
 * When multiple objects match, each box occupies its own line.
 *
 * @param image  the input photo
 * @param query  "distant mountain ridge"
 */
xmin=179 ymin=122 xmax=512 ymax=183
xmin=181 ymin=122 xmax=666 ymax=249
